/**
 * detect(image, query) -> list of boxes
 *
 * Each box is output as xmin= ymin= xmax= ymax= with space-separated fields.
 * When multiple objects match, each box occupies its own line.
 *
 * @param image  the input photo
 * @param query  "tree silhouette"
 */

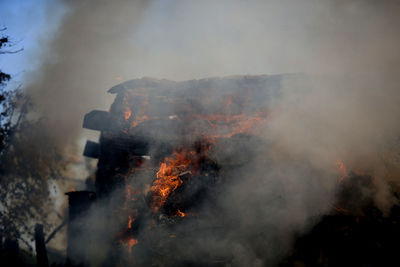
xmin=0 ymin=28 xmax=65 ymax=251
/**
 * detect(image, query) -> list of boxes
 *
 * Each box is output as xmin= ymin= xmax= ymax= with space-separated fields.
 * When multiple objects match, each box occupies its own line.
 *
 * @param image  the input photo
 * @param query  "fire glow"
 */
xmin=336 ymin=160 xmax=348 ymax=182
xmin=151 ymin=149 xmax=195 ymax=211
xmin=121 ymin=92 xmax=270 ymax=214
xmin=114 ymin=77 xmax=274 ymax=260
xmin=176 ymin=209 xmax=186 ymax=217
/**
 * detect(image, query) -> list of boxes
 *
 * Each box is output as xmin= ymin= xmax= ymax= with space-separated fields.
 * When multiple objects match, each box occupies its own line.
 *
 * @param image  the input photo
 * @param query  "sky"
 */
xmin=0 ymin=0 xmax=64 ymax=84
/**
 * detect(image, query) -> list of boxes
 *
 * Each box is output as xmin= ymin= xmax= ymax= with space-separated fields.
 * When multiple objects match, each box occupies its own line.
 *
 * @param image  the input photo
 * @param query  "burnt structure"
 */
xmin=83 ymin=75 xmax=283 ymax=197
xmin=78 ymin=75 xmax=285 ymax=266
xmin=61 ymin=75 xmax=400 ymax=267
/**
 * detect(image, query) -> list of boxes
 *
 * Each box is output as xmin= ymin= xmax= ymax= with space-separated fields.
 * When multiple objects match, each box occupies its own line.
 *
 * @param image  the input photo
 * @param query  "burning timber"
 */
xmin=49 ymin=74 xmax=400 ymax=267
xmin=78 ymin=75 xmax=284 ymax=266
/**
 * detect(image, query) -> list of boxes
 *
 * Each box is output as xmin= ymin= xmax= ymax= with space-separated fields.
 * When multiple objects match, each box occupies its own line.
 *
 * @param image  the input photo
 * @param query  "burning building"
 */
xmin=58 ymin=74 xmax=400 ymax=267
xmin=75 ymin=75 xmax=284 ymax=266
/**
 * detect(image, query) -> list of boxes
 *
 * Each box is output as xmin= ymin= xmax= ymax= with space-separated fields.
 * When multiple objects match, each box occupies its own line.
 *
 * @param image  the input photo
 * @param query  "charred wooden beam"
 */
xmin=83 ymin=110 xmax=110 ymax=131
xmin=83 ymin=140 xmax=100 ymax=158
xmin=35 ymin=224 xmax=49 ymax=267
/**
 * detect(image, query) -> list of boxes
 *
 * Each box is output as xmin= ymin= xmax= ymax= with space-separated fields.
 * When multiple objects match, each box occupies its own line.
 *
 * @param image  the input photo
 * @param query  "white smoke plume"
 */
xmin=19 ymin=0 xmax=400 ymax=265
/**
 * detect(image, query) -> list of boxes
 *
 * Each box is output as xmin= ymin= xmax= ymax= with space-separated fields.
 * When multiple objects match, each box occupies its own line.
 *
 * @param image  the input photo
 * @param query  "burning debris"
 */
xmin=151 ymin=148 xmax=198 ymax=212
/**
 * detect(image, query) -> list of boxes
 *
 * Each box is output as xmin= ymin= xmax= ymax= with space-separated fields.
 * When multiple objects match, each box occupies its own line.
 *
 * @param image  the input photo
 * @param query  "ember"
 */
xmin=175 ymin=209 xmax=186 ymax=217
xmin=128 ymin=216 xmax=134 ymax=229
xmin=124 ymin=108 xmax=132 ymax=120
xmin=336 ymin=160 xmax=348 ymax=182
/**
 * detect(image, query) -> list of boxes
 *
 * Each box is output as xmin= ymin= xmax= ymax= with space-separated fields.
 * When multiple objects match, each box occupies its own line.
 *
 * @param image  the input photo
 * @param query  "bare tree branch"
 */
xmin=45 ymin=219 xmax=67 ymax=244
xmin=0 ymin=48 xmax=24 ymax=54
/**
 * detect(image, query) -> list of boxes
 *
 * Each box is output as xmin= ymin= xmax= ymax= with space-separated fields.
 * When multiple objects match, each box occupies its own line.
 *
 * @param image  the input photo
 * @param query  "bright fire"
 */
xmin=124 ymin=108 xmax=132 ymax=120
xmin=123 ymin=90 xmax=269 ymax=217
xmin=128 ymin=216 xmax=134 ymax=229
xmin=121 ymin=216 xmax=139 ymax=252
xmin=176 ymin=209 xmax=186 ymax=217
xmin=119 ymin=84 xmax=273 ymax=257
xmin=151 ymin=149 xmax=196 ymax=211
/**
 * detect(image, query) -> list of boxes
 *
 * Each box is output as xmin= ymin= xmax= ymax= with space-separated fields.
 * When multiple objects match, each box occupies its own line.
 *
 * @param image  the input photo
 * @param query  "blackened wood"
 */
xmin=83 ymin=140 xmax=100 ymax=158
xmin=35 ymin=224 xmax=49 ymax=267
xmin=82 ymin=110 xmax=110 ymax=131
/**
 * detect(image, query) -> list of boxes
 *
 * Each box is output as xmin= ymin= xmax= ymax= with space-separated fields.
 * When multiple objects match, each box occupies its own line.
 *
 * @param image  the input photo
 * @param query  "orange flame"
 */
xmin=336 ymin=160 xmax=348 ymax=182
xmin=131 ymin=115 xmax=150 ymax=127
xmin=123 ymin=89 xmax=268 ymax=134
xmin=131 ymin=97 xmax=149 ymax=127
xmin=194 ymin=109 xmax=268 ymax=139
xmin=122 ymin=216 xmax=138 ymax=253
xmin=127 ymin=237 xmax=138 ymax=253
xmin=151 ymin=150 xmax=195 ymax=211
xmin=123 ymin=90 xmax=270 ymax=218
xmin=128 ymin=238 xmax=138 ymax=247
xmin=128 ymin=216 xmax=134 ymax=229
xmin=176 ymin=209 xmax=186 ymax=217
xmin=124 ymin=108 xmax=132 ymax=120
xmin=123 ymin=92 xmax=151 ymax=127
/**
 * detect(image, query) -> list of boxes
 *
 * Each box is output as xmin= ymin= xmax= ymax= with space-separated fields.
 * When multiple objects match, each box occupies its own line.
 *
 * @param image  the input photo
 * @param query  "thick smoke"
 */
xmin=22 ymin=0 xmax=400 ymax=265
xmin=24 ymin=0 xmax=148 ymax=147
xmin=25 ymin=0 xmax=400 ymax=157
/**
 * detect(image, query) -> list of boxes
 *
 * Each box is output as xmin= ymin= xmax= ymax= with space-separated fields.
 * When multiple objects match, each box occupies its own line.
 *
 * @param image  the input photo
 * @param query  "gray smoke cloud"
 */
xmin=24 ymin=0 xmax=400 ymax=152
xmin=21 ymin=0 xmax=400 ymax=265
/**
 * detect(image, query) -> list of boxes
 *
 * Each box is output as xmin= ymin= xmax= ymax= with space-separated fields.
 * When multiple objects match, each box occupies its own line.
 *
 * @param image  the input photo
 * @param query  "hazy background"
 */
xmin=1 ymin=0 xmax=400 ymax=265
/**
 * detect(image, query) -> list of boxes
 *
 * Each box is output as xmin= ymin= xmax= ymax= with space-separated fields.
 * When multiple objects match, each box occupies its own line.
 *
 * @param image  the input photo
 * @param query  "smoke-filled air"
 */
xmin=1 ymin=0 xmax=400 ymax=266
